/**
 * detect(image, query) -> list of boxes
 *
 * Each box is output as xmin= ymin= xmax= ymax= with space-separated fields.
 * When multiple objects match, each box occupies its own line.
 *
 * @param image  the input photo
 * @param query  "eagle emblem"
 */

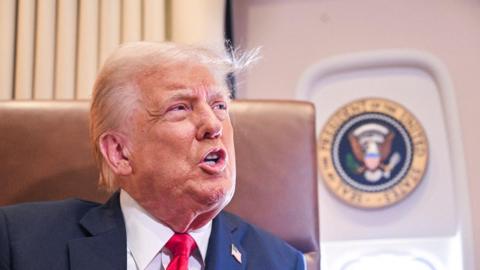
xmin=347 ymin=123 xmax=401 ymax=182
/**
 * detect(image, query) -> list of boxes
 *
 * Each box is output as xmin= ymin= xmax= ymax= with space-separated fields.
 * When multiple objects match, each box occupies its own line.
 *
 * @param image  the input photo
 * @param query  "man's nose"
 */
xmin=196 ymin=108 xmax=223 ymax=140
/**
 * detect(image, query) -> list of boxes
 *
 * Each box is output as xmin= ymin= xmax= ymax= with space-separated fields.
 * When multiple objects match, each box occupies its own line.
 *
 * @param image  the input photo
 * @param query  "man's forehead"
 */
xmin=136 ymin=61 xmax=228 ymax=95
xmin=137 ymin=60 xmax=217 ymax=82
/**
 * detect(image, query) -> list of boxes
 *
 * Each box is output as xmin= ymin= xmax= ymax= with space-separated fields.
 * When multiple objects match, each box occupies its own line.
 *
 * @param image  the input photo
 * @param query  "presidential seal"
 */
xmin=318 ymin=98 xmax=428 ymax=208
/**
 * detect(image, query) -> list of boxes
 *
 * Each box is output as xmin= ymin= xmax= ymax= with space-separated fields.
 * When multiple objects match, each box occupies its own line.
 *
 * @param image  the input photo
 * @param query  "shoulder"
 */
xmin=1 ymin=199 xmax=99 ymax=224
xmin=218 ymin=211 xmax=305 ymax=269
xmin=0 ymin=199 xmax=100 ymax=238
xmin=0 ymin=199 xmax=101 ymax=269
xmin=0 ymin=199 xmax=113 ymax=269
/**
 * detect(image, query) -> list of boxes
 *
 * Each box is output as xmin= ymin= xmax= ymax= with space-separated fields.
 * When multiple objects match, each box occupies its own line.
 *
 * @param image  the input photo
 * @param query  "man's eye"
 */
xmin=169 ymin=104 xmax=189 ymax=111
xmin=212 ymin=102 xmax=227 ymax=110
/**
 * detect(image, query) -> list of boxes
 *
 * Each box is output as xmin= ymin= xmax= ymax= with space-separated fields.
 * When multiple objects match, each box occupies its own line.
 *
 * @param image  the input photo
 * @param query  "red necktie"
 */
xmin=165 ymin=233 xmax=197 ymax=270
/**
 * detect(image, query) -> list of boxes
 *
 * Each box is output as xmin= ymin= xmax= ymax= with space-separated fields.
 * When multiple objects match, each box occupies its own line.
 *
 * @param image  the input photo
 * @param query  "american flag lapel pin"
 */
xmin=231 ymin=244 xmax=242 ymax=264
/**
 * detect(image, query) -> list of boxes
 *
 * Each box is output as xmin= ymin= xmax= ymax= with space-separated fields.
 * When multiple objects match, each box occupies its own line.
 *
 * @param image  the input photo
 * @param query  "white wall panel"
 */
xmin=297 ymin=51 xmax=471 ymax=269
xmin=34 ymin=0 xmax=56 ymax=99
xmin=0 ymin=0 xmax=16 ymax=100
xmin=76 ymin=0 xmax=98 ymax=99
xmin=99 ymin=0 xmax=120 ymax=67
xmin=15 ymin=0 xmax=36 ymax=99
xmin=143 ymin=0 xmax=166 ymax=42
xmin=233 ymin=1 xmax=480 ymax=269
xmin=55 ymin=0 xmax=77 ymax=99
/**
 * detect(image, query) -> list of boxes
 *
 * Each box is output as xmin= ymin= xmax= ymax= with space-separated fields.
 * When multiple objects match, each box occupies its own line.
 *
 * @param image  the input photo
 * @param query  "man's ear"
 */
xmin=99 ymin=132 xmax=133 ymax=176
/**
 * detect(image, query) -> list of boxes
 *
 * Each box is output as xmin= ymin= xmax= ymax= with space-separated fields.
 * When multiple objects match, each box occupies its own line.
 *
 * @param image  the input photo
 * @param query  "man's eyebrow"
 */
xmin=165 ymin=91 xmax=196 ymax=101
xmin=163 ymin=88 xmax=230 ymax=102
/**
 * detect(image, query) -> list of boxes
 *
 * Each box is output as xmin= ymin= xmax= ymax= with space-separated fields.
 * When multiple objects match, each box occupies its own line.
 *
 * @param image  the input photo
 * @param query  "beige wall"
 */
xmin=233 ymin=0 xmax=480 ymax=267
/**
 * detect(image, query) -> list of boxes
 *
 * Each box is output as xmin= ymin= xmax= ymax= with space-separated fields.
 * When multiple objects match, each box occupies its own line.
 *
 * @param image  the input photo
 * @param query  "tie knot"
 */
xmin=165 ymin=233 xmax=197 ymax=257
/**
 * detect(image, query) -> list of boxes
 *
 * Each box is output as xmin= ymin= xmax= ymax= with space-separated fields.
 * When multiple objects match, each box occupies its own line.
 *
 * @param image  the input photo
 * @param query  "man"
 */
xmin=0 ymin=42 xmax=305 ymax=270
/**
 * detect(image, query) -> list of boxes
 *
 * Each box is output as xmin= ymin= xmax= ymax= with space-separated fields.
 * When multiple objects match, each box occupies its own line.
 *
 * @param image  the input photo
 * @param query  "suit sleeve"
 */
xmin=0 ymin=209 xmax=11 ymax=270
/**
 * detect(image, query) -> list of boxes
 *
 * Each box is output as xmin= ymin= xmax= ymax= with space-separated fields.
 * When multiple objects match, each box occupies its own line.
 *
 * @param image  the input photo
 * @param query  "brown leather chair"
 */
xmin=0 ymin=100 xmax=320 ymax=269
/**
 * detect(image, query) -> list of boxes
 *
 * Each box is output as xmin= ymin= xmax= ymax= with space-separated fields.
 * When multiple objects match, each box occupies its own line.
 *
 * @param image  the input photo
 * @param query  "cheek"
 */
xmin=133 ymin=125 xmax=196 ymax=172
xmin=223 ymin=124 xmax=236 ymax=163
xmin=150 ymin=122 xmax=196 ymax=150
xmin=223 ymin=129 xmax=236 ymax=184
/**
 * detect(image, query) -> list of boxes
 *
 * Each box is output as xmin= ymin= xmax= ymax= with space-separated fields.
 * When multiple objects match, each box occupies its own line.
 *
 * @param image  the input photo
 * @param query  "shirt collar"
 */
xmin=120 ymin=189 xmax=212 ymax=270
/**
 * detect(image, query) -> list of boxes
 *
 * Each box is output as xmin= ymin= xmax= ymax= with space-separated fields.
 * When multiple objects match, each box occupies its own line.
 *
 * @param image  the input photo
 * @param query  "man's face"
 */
xmin=121 ymin=61 xmax=236 ymax=231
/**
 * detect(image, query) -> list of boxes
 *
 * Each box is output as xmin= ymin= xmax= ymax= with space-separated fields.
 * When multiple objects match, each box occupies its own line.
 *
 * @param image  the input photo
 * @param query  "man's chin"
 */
xmin=198 ymin=189 xmax=227 ymax=208
xmin=190 ymin=183 xmax=233 ymax=209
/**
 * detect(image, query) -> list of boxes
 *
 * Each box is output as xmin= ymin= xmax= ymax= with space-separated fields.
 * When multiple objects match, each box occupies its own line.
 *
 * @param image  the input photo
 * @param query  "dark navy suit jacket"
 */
xmin=0 ymin=193 xmax=305 ymax=270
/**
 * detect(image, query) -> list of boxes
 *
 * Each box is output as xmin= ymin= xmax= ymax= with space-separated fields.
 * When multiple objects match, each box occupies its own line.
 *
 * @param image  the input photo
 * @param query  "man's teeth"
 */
xmin=206 ymin=153 xmax=219 ymax=160
xmin=205 ymin=153 xmax=219 ymax=161
xmin=204 ymin=152 xmax=220 ymax=165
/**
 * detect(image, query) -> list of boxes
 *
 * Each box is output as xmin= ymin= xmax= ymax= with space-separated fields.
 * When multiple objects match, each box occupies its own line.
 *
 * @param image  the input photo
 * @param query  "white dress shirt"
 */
xmin=120 ymin=190 xmax=212 ymax=270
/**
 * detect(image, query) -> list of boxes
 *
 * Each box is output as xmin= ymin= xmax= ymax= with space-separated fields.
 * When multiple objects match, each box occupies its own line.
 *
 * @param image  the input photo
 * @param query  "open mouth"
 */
xmin=199 ymin=148 xmax=227 ymax=175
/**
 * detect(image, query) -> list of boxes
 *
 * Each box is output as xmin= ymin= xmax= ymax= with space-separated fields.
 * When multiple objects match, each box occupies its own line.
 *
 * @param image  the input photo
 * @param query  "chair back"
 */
xmin=0 ymin=100 xmax=320 ymax=269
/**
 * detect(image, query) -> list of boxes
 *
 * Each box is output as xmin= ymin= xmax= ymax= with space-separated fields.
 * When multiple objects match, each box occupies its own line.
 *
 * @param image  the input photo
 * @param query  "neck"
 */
xmin=161 ymin=208 xmax=219 ymax=233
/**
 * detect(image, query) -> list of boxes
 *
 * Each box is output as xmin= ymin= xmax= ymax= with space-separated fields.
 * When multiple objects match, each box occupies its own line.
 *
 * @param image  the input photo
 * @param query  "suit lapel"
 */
xmin=205 ymin=212 xmax=246 ymax=270
xmin=67 ymin=195 xmax=247 ymax=270
xmin=68 ymin=192 xmax=127 ymax=270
